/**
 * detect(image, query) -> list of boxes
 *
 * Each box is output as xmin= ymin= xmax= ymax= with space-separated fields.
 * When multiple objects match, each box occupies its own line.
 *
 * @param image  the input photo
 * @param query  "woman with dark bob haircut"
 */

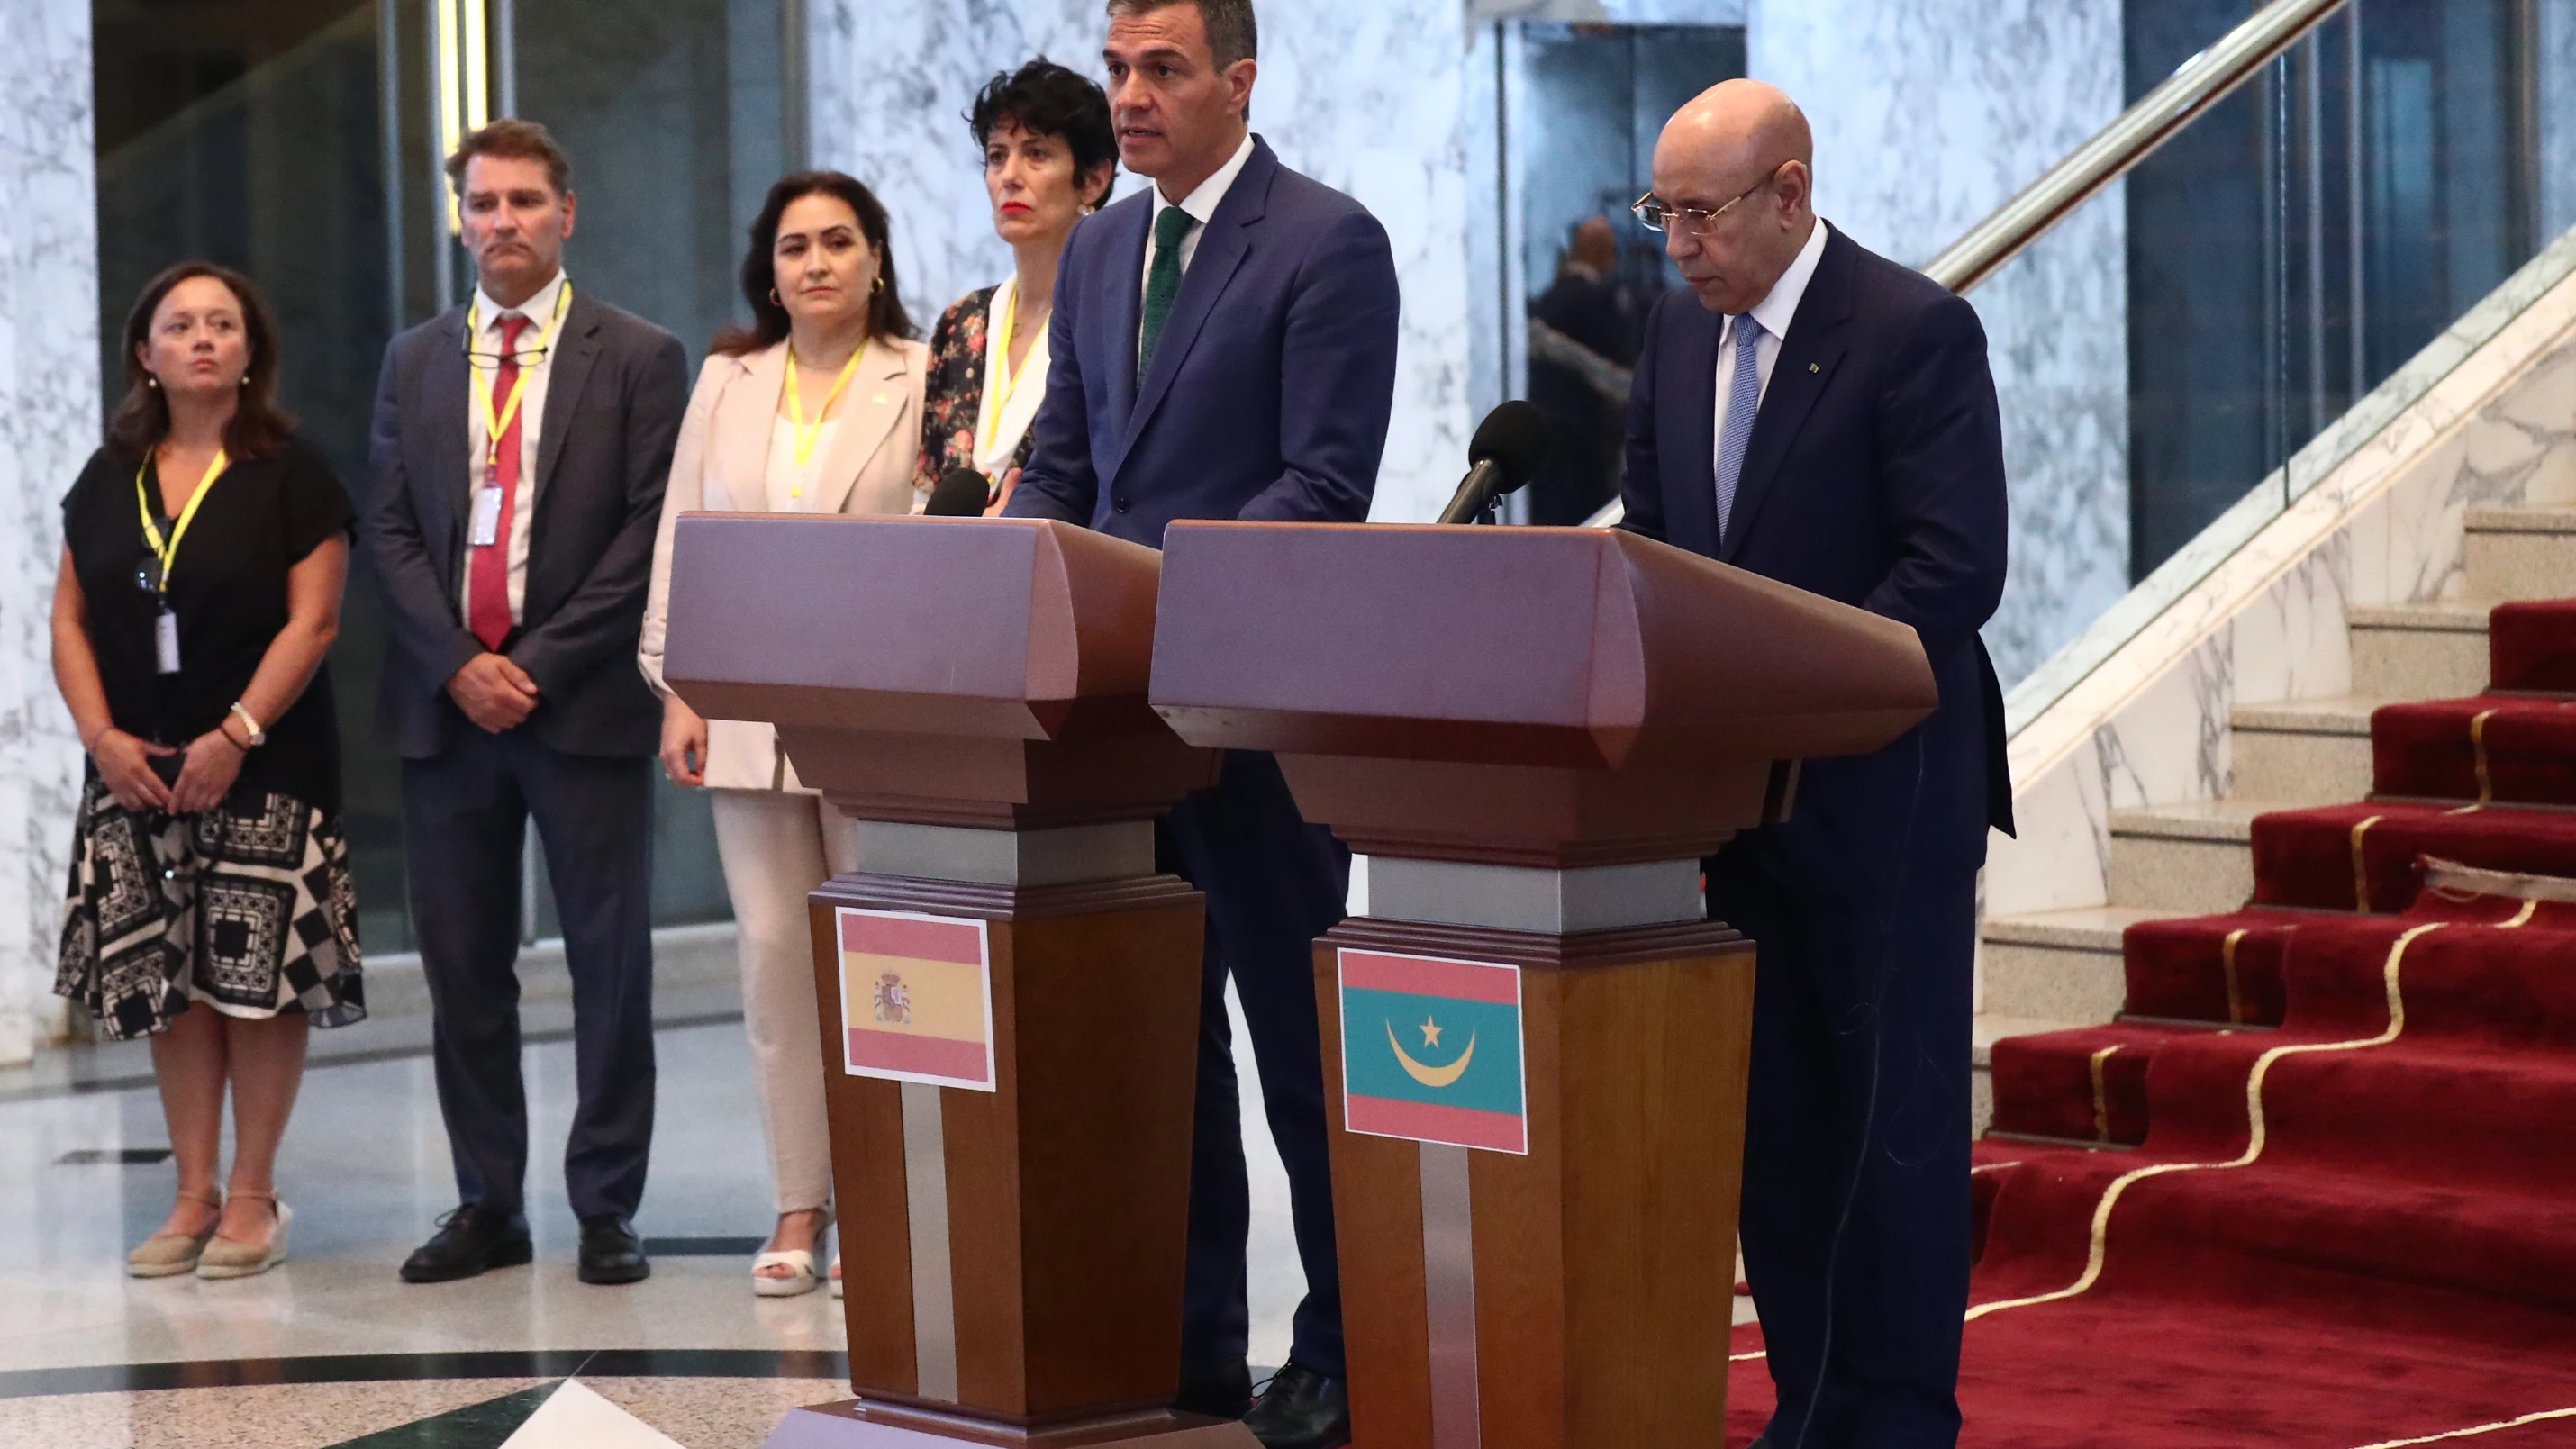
xmin=55 ymin=261 xmax=361 ymax=1281
xmin=915 ymin=58 xmax=1118 ymax=512
xmin=639 ymin=170 xmax=926 ymax=1299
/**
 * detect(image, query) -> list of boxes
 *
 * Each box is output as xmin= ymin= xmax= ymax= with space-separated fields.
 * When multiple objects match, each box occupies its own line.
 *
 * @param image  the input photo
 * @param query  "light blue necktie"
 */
xmin=1715 ymin=313 xmax=1764 ymax=542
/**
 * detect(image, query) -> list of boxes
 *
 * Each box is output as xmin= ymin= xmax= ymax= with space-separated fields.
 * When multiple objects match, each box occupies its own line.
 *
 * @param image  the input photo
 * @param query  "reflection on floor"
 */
xmin=0 ymin=965 xmax=1315 ymax=1448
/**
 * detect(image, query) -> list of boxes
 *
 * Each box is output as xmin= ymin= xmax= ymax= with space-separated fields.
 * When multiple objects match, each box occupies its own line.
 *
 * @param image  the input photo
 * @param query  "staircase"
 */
xmin=1972 ymin=504 xmax=2576 ymax=1132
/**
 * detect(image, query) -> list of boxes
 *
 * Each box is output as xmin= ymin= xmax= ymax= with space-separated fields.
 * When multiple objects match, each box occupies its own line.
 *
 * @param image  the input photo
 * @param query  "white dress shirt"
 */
xmin=1140 ymin=131 xmax=1257 ymax=304
xmin=1712 ymin=220 xmax=1830 ymax=483
xmin=973 ymin=275 xmax=1051 ymax=475
xmin=461 ymin=268 xmax=568 ymax=625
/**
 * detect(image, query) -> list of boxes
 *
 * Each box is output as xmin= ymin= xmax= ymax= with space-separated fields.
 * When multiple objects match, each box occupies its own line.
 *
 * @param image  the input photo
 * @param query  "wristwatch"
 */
xmin=227 ymin=702 xmax=267 ymax=747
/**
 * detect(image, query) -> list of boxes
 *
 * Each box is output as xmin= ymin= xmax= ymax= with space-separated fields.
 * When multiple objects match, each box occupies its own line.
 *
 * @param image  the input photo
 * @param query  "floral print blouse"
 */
xmin=915 ymin=285 xmax=1040 ymax=493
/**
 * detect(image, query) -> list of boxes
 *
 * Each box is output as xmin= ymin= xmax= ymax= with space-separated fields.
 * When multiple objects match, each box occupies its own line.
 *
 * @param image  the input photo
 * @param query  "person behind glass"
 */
xmin=918 ymin=59 xmax=1116 ymax=512
xmin=360 ymin=119 xmax=689 ymax=1289
xmin=53 ymin=262 xmax=361 ymax=1282
xmin=639 ymin=171 xmax=927 ymax=1299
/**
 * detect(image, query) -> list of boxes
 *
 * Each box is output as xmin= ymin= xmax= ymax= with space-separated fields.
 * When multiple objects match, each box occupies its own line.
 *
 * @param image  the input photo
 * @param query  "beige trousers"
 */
xmin=711 ymin=789 xmax=860 ymax=1214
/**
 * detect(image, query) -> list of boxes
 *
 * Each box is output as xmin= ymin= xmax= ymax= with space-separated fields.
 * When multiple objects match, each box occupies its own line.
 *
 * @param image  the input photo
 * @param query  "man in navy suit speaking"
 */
xmin=1618 ymin=82 xmax=2014 ymax=1448
xmin=1004 ymin=2 xmax=1398 ymax=1445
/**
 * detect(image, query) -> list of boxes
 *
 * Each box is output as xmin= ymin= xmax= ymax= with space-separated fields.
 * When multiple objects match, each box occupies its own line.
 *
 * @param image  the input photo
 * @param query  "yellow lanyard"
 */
xmin=466 ymin=281 xmax=573 ymax=469
xmin=783 ymin=340 xmax=869 ymax=487
xmin=135 ymin=448 xmax=231 ymax=601
xmin=975 ymin=282 xmax=1039 ymax=463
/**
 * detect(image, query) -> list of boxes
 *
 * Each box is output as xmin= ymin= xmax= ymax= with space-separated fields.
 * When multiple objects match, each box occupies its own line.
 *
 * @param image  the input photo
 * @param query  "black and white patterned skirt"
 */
xmin=55 ymin=776 xmax=364 ymax=1041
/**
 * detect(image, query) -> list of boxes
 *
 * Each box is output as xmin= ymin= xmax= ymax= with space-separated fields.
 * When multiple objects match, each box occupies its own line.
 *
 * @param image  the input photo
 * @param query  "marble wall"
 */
xmin=1752 ymin=0 xmax=2130 ymax=690
xmin=0 ymin=4 xmax=98 ymax=1064
xmin=806 ymin=0 xmax=1474 ymax=523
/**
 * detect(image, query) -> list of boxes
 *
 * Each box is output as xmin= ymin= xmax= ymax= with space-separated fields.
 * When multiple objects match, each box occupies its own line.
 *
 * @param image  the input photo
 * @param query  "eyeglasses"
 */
xmin=1632 ymin=167 xmax=1782 ymax=237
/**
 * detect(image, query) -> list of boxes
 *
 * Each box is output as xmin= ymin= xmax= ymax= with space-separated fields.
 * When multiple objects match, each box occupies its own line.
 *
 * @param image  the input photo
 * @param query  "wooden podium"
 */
xmin=663 ymin=514 xmax=1256 ymax=1449
xmin=1148 ymin=521 xmax=1937 ymax=1449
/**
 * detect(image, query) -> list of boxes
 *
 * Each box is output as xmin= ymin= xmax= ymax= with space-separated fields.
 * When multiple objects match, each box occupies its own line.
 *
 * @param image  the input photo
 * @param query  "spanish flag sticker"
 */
xmin=837 ymin=907 xmax=996 ymax=1092
xmin=1339 ymin=948 xmax=1528 ymax=1155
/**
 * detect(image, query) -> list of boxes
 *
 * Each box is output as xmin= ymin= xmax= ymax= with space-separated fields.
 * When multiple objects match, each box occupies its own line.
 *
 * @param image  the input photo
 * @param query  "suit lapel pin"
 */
xmin=1808 ymin=362 xmax=1819 ymax=373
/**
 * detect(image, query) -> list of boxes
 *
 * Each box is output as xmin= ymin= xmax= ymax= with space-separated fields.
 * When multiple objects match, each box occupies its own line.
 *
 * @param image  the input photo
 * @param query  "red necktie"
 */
xmin=468 ymin=312 xmax=531 ymax=651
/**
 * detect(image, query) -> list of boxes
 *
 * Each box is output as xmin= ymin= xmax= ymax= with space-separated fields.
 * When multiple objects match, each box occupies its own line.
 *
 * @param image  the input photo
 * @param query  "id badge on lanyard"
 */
xmin=471 ymin=468 xmax=504 ymax=548
xmin=155 ymin=608 xmax=181 ymax=675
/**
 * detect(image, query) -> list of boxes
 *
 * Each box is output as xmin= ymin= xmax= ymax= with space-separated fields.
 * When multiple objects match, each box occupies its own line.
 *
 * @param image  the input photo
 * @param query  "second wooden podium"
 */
xmin=1150 ymin=521 xmax=1937 ymax=1449
xmin=664 ymin=514 xmax=1254 ymax=1449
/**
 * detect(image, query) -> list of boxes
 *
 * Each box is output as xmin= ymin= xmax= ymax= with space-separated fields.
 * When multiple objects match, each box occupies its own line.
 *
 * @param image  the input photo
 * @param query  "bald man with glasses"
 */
xmin=1618 ymin=81 xmax=2013 ymax=1449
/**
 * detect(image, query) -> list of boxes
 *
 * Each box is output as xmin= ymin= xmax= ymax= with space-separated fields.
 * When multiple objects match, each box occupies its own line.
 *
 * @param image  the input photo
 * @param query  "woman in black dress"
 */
xmin=53 ymin=263 xmax=359 ymax=1281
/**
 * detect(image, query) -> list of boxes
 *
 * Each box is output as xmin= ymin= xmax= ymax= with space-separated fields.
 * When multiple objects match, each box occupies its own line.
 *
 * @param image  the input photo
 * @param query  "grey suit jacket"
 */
xmin=360 ymin=288 xmax=689 ymax=759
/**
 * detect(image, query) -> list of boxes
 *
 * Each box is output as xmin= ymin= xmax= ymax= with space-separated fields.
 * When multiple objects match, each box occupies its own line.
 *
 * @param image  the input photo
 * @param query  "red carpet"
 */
xmin=1728 ymin=599 xmax=2576 ymax=1446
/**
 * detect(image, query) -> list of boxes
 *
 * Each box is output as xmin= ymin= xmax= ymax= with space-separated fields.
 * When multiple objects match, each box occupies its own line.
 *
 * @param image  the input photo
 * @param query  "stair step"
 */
xmin=2108 ymin=800 xmax=2272 ymax=915
xmin=2465 ymin=507 xmax=2576 ymax=606
xmin=2228 ymin=696 xmax=2384 ymax=805
xmin=1981 ymin=905 xmax=2163 ymax=1025
xmin=2348 ymin=602 xmax=2491 ymax=701
xmin=1970 ymin=1012 xmax=2094 ymax=1138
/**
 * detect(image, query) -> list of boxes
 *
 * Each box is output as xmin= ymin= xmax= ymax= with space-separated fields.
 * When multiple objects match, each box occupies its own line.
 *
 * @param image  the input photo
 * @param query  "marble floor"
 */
xmin=0 ymin=961 xmax=1309 ymax=1447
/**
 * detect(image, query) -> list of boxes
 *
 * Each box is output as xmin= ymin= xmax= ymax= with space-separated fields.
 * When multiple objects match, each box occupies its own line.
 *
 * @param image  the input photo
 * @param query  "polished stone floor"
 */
xmin=0 ymin=953 xmax=1309 ymax=1446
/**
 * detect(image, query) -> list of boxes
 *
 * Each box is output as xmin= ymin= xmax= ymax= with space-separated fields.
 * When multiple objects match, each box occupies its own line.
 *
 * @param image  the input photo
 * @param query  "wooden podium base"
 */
xmin=762 ymin=1399 xmax=1257 ymax=1449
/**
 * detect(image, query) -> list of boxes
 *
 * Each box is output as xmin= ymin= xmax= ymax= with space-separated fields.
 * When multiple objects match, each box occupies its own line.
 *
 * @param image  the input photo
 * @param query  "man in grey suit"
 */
xmin=360 ymin=119 xmax=688 ymax=1287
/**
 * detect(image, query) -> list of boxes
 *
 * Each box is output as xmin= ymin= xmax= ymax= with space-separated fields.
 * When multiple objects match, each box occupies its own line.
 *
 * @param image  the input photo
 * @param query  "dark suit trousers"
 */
xmin=1707 ymin=835 xmax=1976 ymax=1449
xmin=1157 ymin=751 xmax=1350 ymax=1380
xmin=402 ymin=726 xmax=658 ymax=1220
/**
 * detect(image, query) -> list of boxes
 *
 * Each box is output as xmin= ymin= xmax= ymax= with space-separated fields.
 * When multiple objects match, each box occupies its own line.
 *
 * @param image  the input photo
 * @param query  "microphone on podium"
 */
xmin=1436 ymin=400 xmax=1551 ymax=524
xmin=924 ymin=467 xmax=993 ymax=517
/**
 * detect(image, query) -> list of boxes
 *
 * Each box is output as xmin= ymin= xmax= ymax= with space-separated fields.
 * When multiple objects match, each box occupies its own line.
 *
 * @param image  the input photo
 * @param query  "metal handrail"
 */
xmin=1924 ymin=0 xmax=2347 ymax=292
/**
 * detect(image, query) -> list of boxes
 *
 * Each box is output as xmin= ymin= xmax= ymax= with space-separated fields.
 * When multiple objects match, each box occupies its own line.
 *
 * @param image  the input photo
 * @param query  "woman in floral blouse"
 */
xmin=916 ymin=59 xmax=1117 ymax=512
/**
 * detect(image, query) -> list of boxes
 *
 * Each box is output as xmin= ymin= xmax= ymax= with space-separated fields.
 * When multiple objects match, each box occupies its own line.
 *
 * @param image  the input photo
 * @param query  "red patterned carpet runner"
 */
xmin=1727 ymin=598 xmax=2576 ymax=1447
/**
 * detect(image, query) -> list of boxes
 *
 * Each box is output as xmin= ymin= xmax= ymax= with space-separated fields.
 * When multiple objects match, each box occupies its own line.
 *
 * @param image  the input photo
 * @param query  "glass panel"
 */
xmin=2123 ymin=0 xmax=2544 ymax=577
xmin=1509 ymin=22 xmax=1745 ymax=526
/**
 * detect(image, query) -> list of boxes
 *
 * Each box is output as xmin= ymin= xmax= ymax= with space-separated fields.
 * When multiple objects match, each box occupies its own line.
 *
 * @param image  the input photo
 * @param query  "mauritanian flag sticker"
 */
xmin=1339 ymin=948 xmax=1528 ymax=1155
xmin=836 ymin=908 xmax=997 ymax=1092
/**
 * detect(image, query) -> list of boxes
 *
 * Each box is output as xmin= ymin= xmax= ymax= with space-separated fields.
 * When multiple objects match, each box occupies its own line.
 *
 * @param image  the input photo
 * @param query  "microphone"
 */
xmin=924 ymin=466 xmax=992 ymax=517
xmin=1436 ymin=401 xmax=1550 ymax=525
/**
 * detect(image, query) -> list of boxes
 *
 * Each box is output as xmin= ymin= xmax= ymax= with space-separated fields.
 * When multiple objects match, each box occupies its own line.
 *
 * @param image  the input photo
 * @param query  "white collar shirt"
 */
xmin=1141 ymin=131 xmax=1256 ymax=299
xmin=1711 ymin=219 xmax=1829 ymax=483
xmin=461 ymin=268 xmax=568 ymax=625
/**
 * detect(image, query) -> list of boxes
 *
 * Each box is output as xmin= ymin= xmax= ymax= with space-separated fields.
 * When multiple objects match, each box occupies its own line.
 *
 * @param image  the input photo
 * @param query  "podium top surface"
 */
xmin=1149 ymin=521 xmax=1938 ymax=770
xmin=663 ymin=515 xmax=1166 ymax=740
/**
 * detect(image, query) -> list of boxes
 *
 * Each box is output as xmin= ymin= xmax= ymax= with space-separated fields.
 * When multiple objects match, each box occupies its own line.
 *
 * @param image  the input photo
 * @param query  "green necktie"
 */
xmin=1139 ymin=204 xmax=1198 ymax=385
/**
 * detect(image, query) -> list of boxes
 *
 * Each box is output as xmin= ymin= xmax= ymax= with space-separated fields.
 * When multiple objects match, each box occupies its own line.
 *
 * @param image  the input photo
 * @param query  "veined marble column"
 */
xmin=0 ymin=4 xmax=98 ymax=1064
xmin=806 ymin=0 xmax=1473 ymax=522
xmin=1753 ymin=0 xmax=2129 ymax=689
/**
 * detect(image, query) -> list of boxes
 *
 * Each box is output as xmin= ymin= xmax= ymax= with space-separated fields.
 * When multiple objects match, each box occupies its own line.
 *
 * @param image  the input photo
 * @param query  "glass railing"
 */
xmin=1590 ymin=0 xmax=2571 ymax=711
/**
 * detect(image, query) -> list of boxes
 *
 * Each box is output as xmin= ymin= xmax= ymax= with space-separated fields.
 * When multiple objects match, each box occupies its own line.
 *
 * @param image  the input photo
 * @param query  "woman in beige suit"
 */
xmin=639 ymin=170 xmax=927 ymax=1298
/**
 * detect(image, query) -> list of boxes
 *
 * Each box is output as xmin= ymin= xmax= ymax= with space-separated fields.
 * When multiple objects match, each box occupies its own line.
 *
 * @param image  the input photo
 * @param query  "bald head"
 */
xmin=1651 ymin=79 xmax=1818 ymax=314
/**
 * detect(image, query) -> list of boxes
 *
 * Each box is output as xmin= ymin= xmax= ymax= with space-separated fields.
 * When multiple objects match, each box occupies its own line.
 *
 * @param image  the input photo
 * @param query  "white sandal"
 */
xmin=752 ymin=1208 xmax=830 ymax=1299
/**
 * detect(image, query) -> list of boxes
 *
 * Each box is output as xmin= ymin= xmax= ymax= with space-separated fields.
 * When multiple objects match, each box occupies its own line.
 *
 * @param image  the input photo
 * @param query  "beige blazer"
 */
xmin=639 ymin=335 xmax=930 ymax=792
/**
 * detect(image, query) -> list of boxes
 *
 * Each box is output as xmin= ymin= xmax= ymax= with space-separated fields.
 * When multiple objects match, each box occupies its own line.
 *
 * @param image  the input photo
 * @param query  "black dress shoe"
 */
xmin=400 ymin=1203 xmax=533 ymax=1284
xmin=1175 ymin=1357 xmax=1253 ymax=1419
xmin=577 ymin=1215 xmax=650 ymax=1285
xmin=1241 ymin=1364 xmax=1350 ymax=1449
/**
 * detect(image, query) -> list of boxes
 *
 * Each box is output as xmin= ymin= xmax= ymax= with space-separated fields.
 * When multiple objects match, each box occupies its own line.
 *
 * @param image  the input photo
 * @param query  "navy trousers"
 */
xmin=402 ymin=727 xmax=658 ymax=1222
xmin=1158 ymin=751 xmax=1350 ymax=1380
xmin=1706 ymin=836 xmax=1977 ymax=1449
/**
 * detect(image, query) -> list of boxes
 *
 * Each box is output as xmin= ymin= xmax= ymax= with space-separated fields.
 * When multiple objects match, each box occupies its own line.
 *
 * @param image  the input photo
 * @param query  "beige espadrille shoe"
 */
xmin=128 ymin=1188 xmax=222 ymax=1279
xmin=195 ymin=1191 xmax=291 ymax=1280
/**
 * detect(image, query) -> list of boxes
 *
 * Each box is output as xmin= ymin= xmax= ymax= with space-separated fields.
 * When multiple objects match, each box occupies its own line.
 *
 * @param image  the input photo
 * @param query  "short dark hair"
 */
xmin=968 ymin=58 xmax=1119 ymax=201
xmin=1105 ymin=0 xmax=1257 ymax=68
xmin=108 ymin=263 xmax=295 ymax=462
xmin=713 ymin=170 xmax=916 ymax=357
xmin=445 ymin=117 xmax=573 ymax=195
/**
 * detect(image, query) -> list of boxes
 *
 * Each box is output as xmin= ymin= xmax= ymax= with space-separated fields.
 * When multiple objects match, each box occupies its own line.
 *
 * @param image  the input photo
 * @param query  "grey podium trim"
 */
xmin=899 ymin=1082 xmax=960 ymax=1402
xmin=1419 ymin=1143 xmax=1482 ymax=1449
xmin=1365 ymin=857 xmax=1703 ymax=934
xmin=857 ymin=821 xmax=1157 ymax=887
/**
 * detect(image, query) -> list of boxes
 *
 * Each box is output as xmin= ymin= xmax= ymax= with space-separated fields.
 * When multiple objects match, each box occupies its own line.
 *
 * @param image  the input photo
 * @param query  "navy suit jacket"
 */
xmin=1619 ymin=224 xmax=2014 ymax=881
xmin=1006 ymin=136 xmax=1399 ymax=544
xmin=360 ymin=290 xmax=688 ymax=760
